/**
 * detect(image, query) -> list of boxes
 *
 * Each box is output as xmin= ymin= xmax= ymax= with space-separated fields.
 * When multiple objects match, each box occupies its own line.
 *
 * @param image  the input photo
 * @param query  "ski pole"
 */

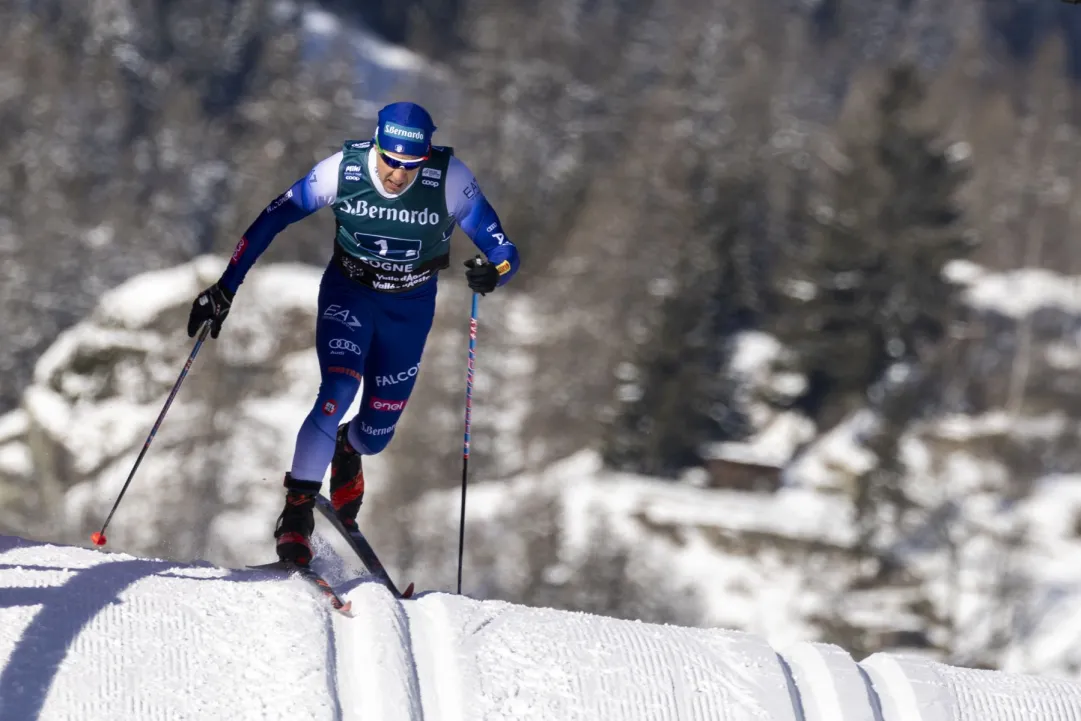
xmin=91 ymin=321 xmax=212 ymax=547
xmin=457 ymin=290 xmax=480 ymax=594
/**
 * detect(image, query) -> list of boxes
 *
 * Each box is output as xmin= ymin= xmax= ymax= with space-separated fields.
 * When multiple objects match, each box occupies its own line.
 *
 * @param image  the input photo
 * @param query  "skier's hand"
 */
xmin=188 ymin=283 xmax=234 ymax=338
xmin=463 ymin=257 xmax=499 ymax=295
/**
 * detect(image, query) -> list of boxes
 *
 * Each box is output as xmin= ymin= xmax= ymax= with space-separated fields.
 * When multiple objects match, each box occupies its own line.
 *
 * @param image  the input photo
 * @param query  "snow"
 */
xmin=301 ymin=8 xmax=339 ymax=35
xmin=730 ymin=331 xmax=784 ymax=377
xmin=94 ymin=256 xmax=219 ymax=330
xmin=1021 ymin=474 xmax=1081 ymax=546
xmin=945 ymin=260 xmax=1081 ymax=317
xmin=861 ymin=652 xmax=1081 ymax=721
xmin=296 ymin=2 xmax=447 ymax=86
xmin=784 ymin=410 xmax=880 ymax=490
xmin=0 ymin=442 xmax=32 ymax=478
xmin=943 ymin=259 xmax=987 ymax=286
xmin=12 ymin=247 xmax=1081 ymax=712
xmin=0 ymin=540 xmax=335 ymax=720
xmin=415 ymin=448 xmax=855 ymax=647
xmin=0 ymin=410 xmax=27 ymax=444
xmin=405 ymin=419 xmax=1081 ymax=680
xmin=783 ymin=641 xmax=872 ymax=721
xmin=4 ymin=535 xmax=1081 ymax=720
xmin=0 ymin=410 xmax=30 ymax=479
xmin=9 ymin=257 xmax=336 ymax=566
xmin=707 ymin=412 xmax=816 ymax=468
xmin=1045 ymin=339 xmax=1081 ymax=370
xmin=932 ymin=411 xmax=1069 ymax=442
xmin=704 ymin=331 xmax=816 ymax=469
xmin=996 ymin=475 xmax=1081 ymax=677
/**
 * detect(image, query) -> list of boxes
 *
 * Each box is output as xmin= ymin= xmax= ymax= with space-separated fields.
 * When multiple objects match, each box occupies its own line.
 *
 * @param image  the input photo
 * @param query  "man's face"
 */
xmin=374 ymin=147 xmax=426 ymax=194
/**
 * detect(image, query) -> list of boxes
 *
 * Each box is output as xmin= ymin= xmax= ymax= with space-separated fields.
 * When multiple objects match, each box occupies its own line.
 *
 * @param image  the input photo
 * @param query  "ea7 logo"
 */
xmin=369 ymin=397 xmax=407 ymax=412
xmin=329 ymin=338 xmax=362 ymax=355
xmin=323 ymin=304 xmax=362 ymax=331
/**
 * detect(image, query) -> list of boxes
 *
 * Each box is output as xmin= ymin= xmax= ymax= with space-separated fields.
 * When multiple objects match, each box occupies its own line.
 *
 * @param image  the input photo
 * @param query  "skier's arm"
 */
xmin=446 ymin=157 xmax=520 ymax=286
xmin=218 ymin=152 xmax=343 ymax=293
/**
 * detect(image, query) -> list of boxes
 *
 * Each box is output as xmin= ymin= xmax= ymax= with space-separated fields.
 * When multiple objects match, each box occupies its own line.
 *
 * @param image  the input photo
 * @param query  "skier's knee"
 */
xmin=348 ymin=419 xmax=397 ymax=455
xmin=359 ymin=432 xmax=393 ymax=455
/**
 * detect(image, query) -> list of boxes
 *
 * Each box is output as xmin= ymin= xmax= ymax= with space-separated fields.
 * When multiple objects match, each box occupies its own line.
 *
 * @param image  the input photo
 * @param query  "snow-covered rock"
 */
xmin=0 ymin=256 xmax=336 ymax=566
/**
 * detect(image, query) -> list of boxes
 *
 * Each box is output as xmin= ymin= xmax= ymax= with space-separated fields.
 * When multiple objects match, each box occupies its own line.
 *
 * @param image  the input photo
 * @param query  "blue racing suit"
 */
xmin=219 ymin=145 xmax=519 ymax=483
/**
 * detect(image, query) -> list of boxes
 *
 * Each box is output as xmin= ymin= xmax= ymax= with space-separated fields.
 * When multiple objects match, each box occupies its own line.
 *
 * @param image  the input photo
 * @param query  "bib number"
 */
xmin=352 ymin=233 xmax=422 ymax=261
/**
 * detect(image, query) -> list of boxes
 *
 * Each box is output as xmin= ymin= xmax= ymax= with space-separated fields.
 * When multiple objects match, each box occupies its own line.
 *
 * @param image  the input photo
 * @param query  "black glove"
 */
xmin=188 ymin=283 xmax=234 ymax=338
xmin=463 ymin=257 xmax=500 ymax=295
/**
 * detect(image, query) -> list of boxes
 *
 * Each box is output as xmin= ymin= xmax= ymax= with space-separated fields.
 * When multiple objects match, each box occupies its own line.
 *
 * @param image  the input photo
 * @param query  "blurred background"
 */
xmin=5 ymin=0 xmax=1081 ymax=678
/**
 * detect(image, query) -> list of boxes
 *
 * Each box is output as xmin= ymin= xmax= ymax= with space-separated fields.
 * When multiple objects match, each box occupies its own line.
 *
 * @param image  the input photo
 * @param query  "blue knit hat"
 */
xmin=374 ymin=102 xmax=436 ymax=157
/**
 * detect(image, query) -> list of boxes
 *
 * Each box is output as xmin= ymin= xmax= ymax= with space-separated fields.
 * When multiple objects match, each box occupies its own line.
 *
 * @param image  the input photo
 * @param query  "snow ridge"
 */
xmin=408 ymin=598 xmax=465 ymax=721
xmin=781 ymin=641 xmax=887 ymax=721
xmin=6 ymin=536 xmax=1081 ymax=720
xmin=332 ymin=582 xmax=423 ymax=721
xmin=321 ymin=609 xmax=346 ymax=721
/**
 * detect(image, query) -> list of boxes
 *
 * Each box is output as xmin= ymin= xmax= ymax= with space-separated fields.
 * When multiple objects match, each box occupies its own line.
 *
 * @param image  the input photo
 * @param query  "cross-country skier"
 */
xmin=186 ymin=101 xmax=519 ymax=565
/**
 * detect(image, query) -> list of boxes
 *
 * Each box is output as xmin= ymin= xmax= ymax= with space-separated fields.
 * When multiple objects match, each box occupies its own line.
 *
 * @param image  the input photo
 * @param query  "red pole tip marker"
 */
xmin=90 ymin=532 xmax=107 ymax=547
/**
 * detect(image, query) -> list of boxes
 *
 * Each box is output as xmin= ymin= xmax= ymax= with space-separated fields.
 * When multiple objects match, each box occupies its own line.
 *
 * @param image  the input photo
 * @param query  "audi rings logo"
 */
xmin=329 ymin=338 xmax=362 ymax=356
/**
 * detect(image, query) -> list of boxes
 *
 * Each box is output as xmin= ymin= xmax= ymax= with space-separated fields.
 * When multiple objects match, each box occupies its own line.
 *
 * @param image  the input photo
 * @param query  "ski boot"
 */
xmin=274 ymin=473 xmax=321 ymax=565
xmin=329 ymin=423 xmax=365 ymax=532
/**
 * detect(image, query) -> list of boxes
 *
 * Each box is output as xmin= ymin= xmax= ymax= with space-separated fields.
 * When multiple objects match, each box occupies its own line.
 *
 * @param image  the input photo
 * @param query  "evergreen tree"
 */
xmin=602 ymin=178 xmax=760 ymax=478
xmin=778 ymin=64 xmax=976 ymax=657
xmin=772 ymin=64 xmax=974 ymax=430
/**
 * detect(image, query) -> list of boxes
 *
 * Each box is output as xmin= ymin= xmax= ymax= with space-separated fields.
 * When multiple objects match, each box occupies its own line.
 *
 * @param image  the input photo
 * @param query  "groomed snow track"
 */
xmin=4 ymin=537 xmax=1081 ymax=721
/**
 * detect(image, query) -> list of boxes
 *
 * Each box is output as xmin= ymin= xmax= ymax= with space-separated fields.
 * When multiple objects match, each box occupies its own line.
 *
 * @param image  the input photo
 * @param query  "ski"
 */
xmin=314 ymin=495 xmax=415 ymax=599
xmin=248 ymin=560 xmax=353 ymax=615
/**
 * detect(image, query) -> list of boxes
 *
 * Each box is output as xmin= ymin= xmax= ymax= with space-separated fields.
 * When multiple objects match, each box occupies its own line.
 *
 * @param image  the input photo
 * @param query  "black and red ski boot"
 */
xmin=274 ymin=473 xmax=321 ymax=565
xmin=329 ymin=423 xmax=365 ymax=532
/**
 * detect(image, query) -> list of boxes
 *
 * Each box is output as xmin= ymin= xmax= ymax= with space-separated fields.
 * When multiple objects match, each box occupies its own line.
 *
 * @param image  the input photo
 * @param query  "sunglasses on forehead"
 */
xmin=375 ymin=142 xmax=429 ymax=170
